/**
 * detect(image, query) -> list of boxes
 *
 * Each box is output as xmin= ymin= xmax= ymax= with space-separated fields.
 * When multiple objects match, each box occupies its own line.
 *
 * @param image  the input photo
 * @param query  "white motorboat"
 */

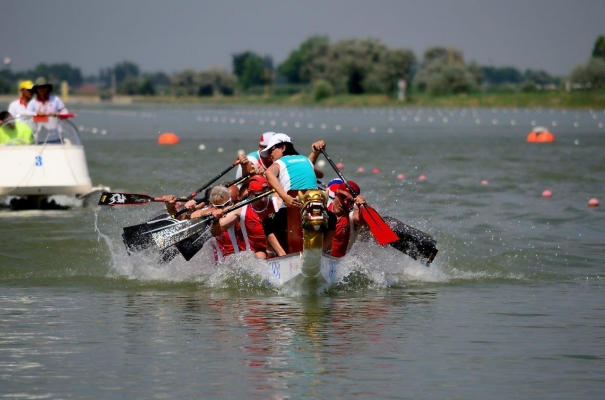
xmin=0 ymin=115 xmax=93 ymax=207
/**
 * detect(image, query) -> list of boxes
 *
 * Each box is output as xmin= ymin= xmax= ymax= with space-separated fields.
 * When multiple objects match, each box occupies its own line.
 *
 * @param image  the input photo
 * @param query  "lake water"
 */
xmin=1 ymin=103 xmax=604 ymax=399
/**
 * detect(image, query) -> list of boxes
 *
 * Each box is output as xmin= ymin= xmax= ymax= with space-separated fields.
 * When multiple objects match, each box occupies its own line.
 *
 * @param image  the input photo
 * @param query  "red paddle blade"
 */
xmin=359 ymin=205 xmax=399 ymax=246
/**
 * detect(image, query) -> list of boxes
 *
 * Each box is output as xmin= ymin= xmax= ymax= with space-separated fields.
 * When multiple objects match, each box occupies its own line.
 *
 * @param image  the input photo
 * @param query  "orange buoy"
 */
xmin=542 ymin=189 xmax=552 ymax=198
xmin=588 ymin=198 xmax=599 ymax=207
xmin=158 ymin=132 xmax=179 ymax=145
xmin=527 ymin=126 xmax=554 ymax=143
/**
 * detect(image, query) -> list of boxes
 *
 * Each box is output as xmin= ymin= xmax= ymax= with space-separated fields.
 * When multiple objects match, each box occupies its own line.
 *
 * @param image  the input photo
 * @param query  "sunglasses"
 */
xmin=336 ymin=192 xmax=354 ymax=203
xmin=212 ymin=198 xmax=231 ymax=209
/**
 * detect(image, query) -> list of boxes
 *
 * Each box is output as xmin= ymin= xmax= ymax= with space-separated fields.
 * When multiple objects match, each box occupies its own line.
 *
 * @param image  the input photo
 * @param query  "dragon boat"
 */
xmin=120 ymin=180 xmax=438 ymax=293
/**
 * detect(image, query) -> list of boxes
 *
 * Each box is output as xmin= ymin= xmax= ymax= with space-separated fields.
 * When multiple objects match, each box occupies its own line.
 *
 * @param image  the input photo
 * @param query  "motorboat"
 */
xmin=0 ymin=115 xmax=94 ymax=208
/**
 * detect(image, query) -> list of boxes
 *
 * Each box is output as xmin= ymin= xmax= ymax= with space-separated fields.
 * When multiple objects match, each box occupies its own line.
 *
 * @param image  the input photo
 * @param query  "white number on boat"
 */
xmin=328 ymin=260 xmax=336 ymax=279
xmin=269 ymin=261 xmax=280 ymax=279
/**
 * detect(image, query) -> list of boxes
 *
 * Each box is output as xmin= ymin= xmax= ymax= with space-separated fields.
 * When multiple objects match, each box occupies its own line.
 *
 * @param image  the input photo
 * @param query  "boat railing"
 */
xmin=1 ymin=115 xmax=83 ymax=146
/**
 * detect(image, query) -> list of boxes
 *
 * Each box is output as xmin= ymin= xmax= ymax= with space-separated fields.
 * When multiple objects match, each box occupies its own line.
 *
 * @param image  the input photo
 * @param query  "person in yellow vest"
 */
xmin=0 ymin=111 xmax=34 ymax=145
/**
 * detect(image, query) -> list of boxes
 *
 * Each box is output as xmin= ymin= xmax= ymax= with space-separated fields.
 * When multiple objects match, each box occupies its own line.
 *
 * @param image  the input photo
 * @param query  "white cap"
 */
xmin=259 ymin=132 xmax=275 ymax=146
xmin=259 ymin=133 xmax=292 ymax=157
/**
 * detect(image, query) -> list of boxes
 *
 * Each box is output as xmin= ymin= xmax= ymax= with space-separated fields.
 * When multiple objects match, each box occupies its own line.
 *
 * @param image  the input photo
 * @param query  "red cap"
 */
xmin=338 ymin=181 xmax=360 ymax=196
xmin=248 ymin=175 xmax=269 ymax=192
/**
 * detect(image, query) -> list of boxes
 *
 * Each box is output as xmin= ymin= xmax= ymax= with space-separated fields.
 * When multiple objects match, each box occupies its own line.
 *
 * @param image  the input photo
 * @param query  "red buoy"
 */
xmin=158 ymin=132 xmax=179 ymax=145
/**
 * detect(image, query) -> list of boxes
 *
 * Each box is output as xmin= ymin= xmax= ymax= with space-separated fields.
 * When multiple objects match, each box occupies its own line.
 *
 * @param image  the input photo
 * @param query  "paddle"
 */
xmin=382 ymin=216 xmax=438 ymax=265
xmin=148 ymin=189 xmax=276 ymax=251
xmin=121 ymin=161 xmax=241 ymax=258
xmin=98 ymin=192 xmax=175 ymax=206
xmin=320 ymin=149 xmax=399 ymax=246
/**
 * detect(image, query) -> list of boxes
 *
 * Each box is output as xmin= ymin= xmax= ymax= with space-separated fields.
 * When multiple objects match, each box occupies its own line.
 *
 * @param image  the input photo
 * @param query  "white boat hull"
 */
xmin=0 ymin=144 xmax=92 ymax=196
xmin=266 ymin=252 xmax=343 ymax=290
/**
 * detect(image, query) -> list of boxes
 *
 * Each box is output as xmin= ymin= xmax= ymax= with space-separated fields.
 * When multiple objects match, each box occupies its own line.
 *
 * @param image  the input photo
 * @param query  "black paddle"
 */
xmin=146 ymin=189 xmax=276 ymax=252
xmin=121 ymin=161 xmax=241 ymax=260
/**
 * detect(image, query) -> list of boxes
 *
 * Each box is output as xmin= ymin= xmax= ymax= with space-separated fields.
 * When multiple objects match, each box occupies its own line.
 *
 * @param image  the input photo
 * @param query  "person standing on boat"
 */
xmin=326 ymin=181 xmax=367 ymax=258
xmin=26 ymin=77 xmax=69 ymax=117
xmin=210 ymin=175 xmax=281 ymax=259
xmin=261 ymin=135 xmax=328 ymax=256
xmin=0 ymin=111 xmax=34 ymax=145
xmin=8 ymin=80 xmax=35 ymax=118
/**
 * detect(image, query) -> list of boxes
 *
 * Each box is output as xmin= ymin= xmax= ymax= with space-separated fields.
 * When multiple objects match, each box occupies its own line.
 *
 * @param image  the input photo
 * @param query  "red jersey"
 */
xmin=239 ymin=198 xmax=280 ymax=253
xmin=328 ymin=203 xmax=359 ymax=258
xmin=210 ymin=220 xmax=246 ymax=263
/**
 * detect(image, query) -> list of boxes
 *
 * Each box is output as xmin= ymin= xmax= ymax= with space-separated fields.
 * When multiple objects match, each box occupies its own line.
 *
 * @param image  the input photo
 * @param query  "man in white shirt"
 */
xmin=26 ymin=77 xmax=69 ymax=116
xmin=8 ymin=80 xmax=34 ymax=118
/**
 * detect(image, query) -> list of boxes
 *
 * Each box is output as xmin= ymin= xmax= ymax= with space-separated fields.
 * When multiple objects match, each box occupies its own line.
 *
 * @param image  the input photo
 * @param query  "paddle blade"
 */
xmin=122 ymin=217 xmax=177 ymax=252
xmin=150 ymin=218 xmax=211 ymax=250
xmin=382 ymin=216 xmax=438 ymax=265
xmin=359 ymin=205 xmax=399 ymax=246
xmin=98 ymin=192 xmax=160 ymax=206
xmin=175 ymin=229 xmax=212 ymax=261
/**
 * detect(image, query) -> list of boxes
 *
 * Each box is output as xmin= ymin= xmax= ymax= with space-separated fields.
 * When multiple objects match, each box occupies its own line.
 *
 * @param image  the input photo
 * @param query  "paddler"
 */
xmin=261 ymin=135 xmax=329 ymax=256
xmin=209 ymin=175 xmax=282 ymax=259
xmin=325 ymin=180 xmax=367 ymax=258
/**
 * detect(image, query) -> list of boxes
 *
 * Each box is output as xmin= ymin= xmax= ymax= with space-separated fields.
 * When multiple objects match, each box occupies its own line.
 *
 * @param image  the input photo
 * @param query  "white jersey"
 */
xmin=8 ymin=99 xmax=34 ymax=118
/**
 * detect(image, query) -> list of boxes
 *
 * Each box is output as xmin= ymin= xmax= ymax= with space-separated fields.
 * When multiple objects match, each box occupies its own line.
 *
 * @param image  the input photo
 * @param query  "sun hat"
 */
xmin=19 ymin=80 xmax=34 ymax=90
xmin=259 ymin=133 xmax=292 ymax=157
xmin=32 ymin=77 xmax=53 ymax=92
xmin=248 ymin=175 xmax=269 ymax=192
xmin=337 ymin=181 xmax=360 ymax=197
xmin=259 ymin=132 xmax=275 ymax=147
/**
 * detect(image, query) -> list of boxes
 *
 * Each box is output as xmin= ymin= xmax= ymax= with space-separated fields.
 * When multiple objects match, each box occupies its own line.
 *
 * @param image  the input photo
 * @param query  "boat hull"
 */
xmin=266 ymin=252 xmax=342 ymax=290
xmin=0 ymin=144 xmax=92 ymax=196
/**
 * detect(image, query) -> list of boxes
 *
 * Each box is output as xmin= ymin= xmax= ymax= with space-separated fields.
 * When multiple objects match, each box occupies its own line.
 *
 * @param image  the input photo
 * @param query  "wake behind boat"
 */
xmin=0 ymin=115 xmax=102 ymax=209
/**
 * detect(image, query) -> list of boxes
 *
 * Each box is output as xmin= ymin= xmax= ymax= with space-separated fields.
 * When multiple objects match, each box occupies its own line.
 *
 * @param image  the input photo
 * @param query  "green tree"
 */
xmin=592 ymin=35 xmax=605 ymax=60
xmin=232 ymin=51 xmax=272 ymax=90
xmin=171 ymin=69 xmax=199 ymax=96
xmin=0 ymin=76 xmax=12 ymax=94
xmin=414 ymin=46 xmax=480 ymax=94
xmin=278 ymin=35 xmax=330 ymax=83
xmin=33 ymin=63 xmax=83 ymax=87
xmin=569 ymin=57 xmax=605 ymax=89
xmin=198 ymin=66 xmax=237 ymax=96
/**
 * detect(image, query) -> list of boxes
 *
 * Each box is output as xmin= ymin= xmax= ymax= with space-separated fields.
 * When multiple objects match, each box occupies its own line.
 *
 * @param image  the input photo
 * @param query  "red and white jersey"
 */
xmin=239 ymin=197 xmax=280 ymax=253
xmin=328 ymin=203 xmax=360 ymax=258
xmin=210 ymin=220 xmax=246 ymax=263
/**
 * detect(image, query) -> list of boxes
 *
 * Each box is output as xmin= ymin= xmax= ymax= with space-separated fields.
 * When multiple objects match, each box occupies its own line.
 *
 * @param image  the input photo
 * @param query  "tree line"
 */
xmin=1 ymin=35 xmax=603 ymax=98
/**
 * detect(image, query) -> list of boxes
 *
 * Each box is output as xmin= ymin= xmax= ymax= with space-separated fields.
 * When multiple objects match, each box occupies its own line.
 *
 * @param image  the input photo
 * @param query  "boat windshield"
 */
xmin=1 ymin=115 xmax=83 ymax=146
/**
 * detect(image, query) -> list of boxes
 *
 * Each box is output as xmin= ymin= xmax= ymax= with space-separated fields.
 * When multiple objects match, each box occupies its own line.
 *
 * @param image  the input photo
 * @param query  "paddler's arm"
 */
xmin=265 ymin=164 xmax=299 ymax=207
xmin=309 ymin=140 xmax=325 ymax=179
xmin=216 ymin=208 xmax=241 ymax=231
xmin=237 ymin=154 xmax=254 ymax=175
xmin=352 ymin=195 xmax=367 ymax=229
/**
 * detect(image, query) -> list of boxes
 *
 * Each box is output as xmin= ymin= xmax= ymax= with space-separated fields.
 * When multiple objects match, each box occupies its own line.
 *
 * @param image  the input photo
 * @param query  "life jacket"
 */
xmin=239 ymin=197 xmax=280 ymax=253
xmin=209 ymin=220 xmax=246 ymax=263
xmin=328 ymin=204 xmax=360 ymax=258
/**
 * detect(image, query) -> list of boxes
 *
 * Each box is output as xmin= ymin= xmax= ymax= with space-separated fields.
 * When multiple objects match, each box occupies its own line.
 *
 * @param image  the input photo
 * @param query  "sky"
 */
xmin=2 ymin=0 xmax=604 ymax=77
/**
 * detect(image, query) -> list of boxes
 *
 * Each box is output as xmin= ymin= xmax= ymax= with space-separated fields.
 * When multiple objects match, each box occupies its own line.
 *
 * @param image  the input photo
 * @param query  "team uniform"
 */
xmin=238 ymin=197 xmax=280 ymax=253
xmin=327 ymin=203 xmax=360 ymax=258
xmin=273 ymin=155 xmax=317 ymax=191
xmin=209 ymin=221 xmax=246 ymax=263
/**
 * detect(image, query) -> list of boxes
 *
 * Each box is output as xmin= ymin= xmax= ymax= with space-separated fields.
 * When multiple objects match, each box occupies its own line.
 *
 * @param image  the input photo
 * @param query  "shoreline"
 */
xmin=1 ymin=91 xmax=604 ymax=109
